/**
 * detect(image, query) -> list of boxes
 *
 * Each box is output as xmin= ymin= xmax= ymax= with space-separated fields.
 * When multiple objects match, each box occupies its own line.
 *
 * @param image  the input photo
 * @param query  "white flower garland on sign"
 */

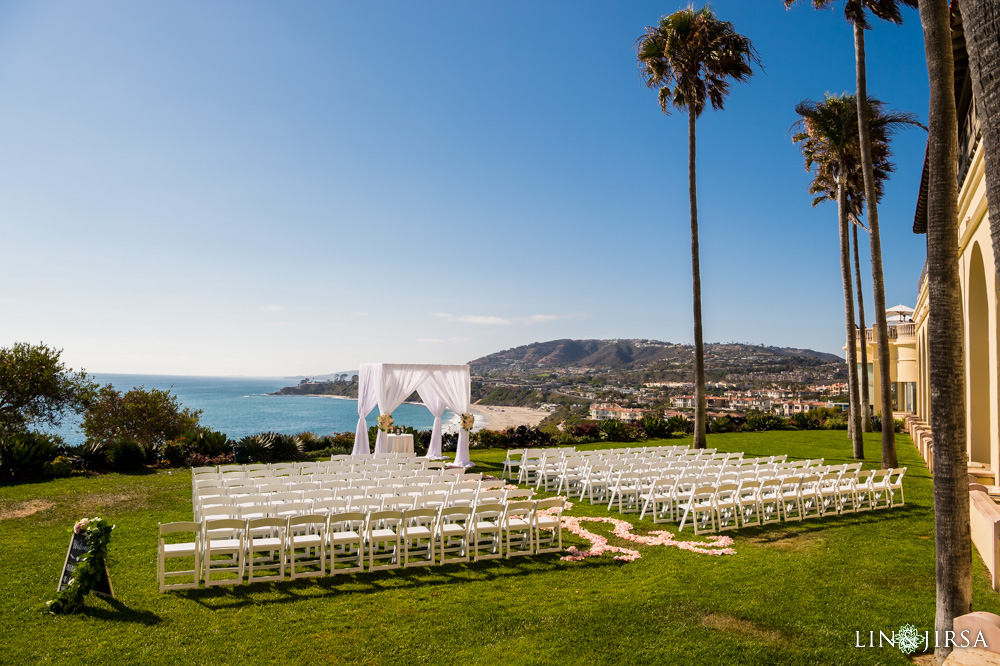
xmin=460 ymin=413 xmax=475 ymax=430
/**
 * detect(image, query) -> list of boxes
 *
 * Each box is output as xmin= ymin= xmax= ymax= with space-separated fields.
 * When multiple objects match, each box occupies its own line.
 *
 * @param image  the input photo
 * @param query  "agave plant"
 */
xmin=238 ymin=433 xmax=275 ymax=463
xmin=0 ymin=433 xmax=60 ymax=479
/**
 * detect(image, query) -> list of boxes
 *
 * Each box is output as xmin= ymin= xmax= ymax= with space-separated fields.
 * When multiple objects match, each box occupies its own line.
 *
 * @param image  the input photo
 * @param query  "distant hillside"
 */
xmin=470 ymin=338 xmax=843 ymax=379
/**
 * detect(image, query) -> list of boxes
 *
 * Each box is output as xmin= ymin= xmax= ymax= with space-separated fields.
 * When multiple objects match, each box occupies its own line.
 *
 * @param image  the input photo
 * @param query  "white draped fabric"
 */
xmin=415 ymin=384 xmax=446 ymax=459
xmin=353 ymin=363 xmax=473 ymax=465
xmin=352 ymin=371 xmax=380 ymax=456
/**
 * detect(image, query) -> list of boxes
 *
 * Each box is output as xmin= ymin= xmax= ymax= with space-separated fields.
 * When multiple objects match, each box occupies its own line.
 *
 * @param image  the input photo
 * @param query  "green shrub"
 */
xmin=599 ymin=419 xmax=633 ymax=442
xmin=789 ymin=412 xmax=821 ymax=430
xmin=824 ymin=416 xmax=848 ymax=430
xmin=296 ymin=431 xmax=327 ymax=452
xmin=159 ymin=438 xmax=185 ymax=465
xmin=106 ymin=438 xmax=145 ymax=471
xmin=709 ymin=416 xmax=735 ymax=433
xmin=184 ymin=429 xmax=230 ymax=457
xmin=43 ymin=455 xmax=73 ymax=478
xmin=474 ymin=429 xmax=508 ymax=449
xmin=72 ymin=440 xmax=108 ymax=470
xmin=640 ymin=416 xmax=670 ymax=439
xmin=744 ymin=413 xmax=785 ymax=432
xmin=0 ymin=432 xmax=60 ymax=479
xmin=665 ymin=415 xmax=691 ymax=435
xmin=270 ymin=433 xmax=305 ymax=461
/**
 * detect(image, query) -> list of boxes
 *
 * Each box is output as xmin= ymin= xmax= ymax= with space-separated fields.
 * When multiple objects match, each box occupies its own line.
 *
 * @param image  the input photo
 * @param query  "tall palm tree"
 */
xmin=961 ymin=1 xmax=1000 ymax=285
xmin=785 ymin=0 xmax=917 ymax=468
xmin=636 ymin=6 xmax=760 ymax=448
xmin=794 ymin=94 xmax=866 ymax=458
xmin=917 ymin=1 xmax=972 ymax=660
xmin=852 ymin=219 xmax=872 ymax=431
xmin=793 ymin=93 xmax=920 ymax=459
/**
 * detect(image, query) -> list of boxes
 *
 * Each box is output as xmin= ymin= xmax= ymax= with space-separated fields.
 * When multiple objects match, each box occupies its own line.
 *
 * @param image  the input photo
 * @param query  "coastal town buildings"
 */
xmin=589 ymin=403 xmax=646 ymax=423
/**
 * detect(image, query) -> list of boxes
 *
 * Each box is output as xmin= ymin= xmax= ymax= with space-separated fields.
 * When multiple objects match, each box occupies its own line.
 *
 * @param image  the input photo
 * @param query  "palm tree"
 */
xmin=785 ymin=0 xmax=917 ymax=468
xmin=917 ymin=1 xmax=972 ymax=660
xmin=792 ymin=93 xmax=920 ymax=459
xmin=636 ymin=6 xmax=760 ymax=448
xmin=793 ymin=94 xmax=866 ymax=458
xmin=961 ymin=1 xmax=1000 ymax=286
xmin=852 ymin=219 xmax=871 ymax=431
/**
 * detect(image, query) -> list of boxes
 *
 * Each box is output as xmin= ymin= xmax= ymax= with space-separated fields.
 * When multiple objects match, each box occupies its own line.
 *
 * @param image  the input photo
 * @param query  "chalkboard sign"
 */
xmin=57 ymin=532 xmax=114 ymax=599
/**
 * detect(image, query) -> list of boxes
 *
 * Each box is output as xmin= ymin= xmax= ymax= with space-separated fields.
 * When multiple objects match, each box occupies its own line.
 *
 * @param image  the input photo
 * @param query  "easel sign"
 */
xmin=58 ymin=531 xmax=114 ymax=599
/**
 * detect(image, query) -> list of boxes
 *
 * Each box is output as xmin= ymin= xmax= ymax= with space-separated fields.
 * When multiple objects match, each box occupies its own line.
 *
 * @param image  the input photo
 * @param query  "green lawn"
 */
xmin=1 ymin=431 xmax=996 ymax=665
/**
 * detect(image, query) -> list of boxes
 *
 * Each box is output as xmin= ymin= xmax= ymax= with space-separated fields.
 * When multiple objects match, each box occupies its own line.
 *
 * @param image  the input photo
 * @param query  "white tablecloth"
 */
xmin=386 ymin=434 xmax=414 ymax=455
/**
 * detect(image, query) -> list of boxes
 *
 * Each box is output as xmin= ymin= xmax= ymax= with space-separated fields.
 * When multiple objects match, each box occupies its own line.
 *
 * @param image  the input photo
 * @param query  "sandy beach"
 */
xmin=469 ymin=403 xmax=550 ymax=431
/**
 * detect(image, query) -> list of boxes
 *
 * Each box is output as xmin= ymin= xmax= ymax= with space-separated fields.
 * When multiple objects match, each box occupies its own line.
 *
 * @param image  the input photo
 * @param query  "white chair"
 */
xmin=870 ymin=469 xmax=892 ymax=510
xmin=713 ymin=483 xmax=739 ymax=531
xmin=758 ymin=478 xmax=782 ymax=525
xmin=886 ymin=467 xmax=907 ymax=507
xmin=437 ymin=506 xmax=472 ymax=565
xmin=203 ymin=518 xmax=245 ymax=587
xmin=737 ymin=480 xmax=761 ymax=527
xmin=503 ymin=487 xmax=534 ymax=502
xmin=246 ymin=517 xmax=285 ymax=583
xmin=287 ymin=514 xmax=327 ymax=579
xmin=669 ymin=476 xmax=699 ymax=522
xmin=533 ymin=497 xmax=564 ymax=554
xmin=502 ymin=448 xmax=526 ymax=480
xmin=689 ymin=486 xmax=717 ymax=535
xmin=329 ymin=511 xmax=365 ymax=574
xmin=639 ymin=478 xmax=675 ymax=524
xmin=817 ymin=473 xmax=841 ymax=516
xmin=854 ymin=470 xmax=875 ymax=512
xmin=366 ymin=510 xmax=403 ymax=571
xmin=779 ymin=477 xmax=803 ymax=522
xmin=158 ymin=522 xmax=200 ymax=592
xmin=518 ymin=449 xmax=546 ymax=485
xmin=469 ymin=502 xmax=504 ymax=562
xmin=579 ymin=463 xmax=613 ymax=504
xmin=400 ymin=508 xmax=437 ymax=568
xmin=555 ymin=456 xmax=588 ymax=496
xmin=607 ymin=471 xmax=643 ymax=514
xmin=501 ymin=501 xmax=535 ymax=558
xmin=798 ymin=474 xmax=822 ymax=519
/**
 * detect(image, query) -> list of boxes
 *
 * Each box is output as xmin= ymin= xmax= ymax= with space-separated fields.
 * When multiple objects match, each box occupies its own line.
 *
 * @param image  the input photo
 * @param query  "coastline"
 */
xmin=468 ymin=404 xmax=549 ymax=431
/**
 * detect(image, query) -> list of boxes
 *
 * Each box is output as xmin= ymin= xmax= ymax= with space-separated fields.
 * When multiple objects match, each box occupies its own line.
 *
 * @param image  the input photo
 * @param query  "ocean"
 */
xmin=51 ymin=374 xmax=455 ymax=445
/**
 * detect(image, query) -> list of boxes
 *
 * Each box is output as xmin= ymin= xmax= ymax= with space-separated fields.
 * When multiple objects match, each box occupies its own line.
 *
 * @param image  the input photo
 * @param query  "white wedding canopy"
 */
xmin=352 ymin=363 xmax=473 ymax=466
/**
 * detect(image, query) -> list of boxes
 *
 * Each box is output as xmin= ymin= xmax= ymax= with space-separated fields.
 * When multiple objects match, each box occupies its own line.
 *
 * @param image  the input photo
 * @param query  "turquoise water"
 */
xmin=52 ymin=374 xmax=452 ymax=445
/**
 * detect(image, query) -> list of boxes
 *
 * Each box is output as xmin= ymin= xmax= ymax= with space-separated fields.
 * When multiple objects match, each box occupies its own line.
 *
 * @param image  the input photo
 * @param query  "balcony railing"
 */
xmin=958 ymin=98 xmax=981 ymax=189
xmin=856 ymin=322 xmax=916 ymax=344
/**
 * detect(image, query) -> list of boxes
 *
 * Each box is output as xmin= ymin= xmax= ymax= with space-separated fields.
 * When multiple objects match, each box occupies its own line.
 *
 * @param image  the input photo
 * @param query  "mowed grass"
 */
xmin=1 ymin=431 xmax=998 ymax=665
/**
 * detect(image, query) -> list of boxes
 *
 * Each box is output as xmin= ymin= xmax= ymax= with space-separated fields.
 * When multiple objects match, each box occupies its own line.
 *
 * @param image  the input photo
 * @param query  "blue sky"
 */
xmin=0 ymin=1 xmax=932 ymax=377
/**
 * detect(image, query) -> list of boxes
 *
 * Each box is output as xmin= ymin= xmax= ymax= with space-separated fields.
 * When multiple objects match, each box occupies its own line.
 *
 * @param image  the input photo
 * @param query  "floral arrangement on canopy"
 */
xmin=460 ymin=413 xmax=475 ymax=431
xmin=377 ymin=413 xmax=394 ymax=433
xmin=46 ymin=517 xmax=114 ymax=614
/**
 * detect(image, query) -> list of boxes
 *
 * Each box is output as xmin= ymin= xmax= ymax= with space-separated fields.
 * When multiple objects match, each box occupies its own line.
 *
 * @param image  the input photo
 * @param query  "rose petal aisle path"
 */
xmin=538 ymin=500 xmax=736 ymax=563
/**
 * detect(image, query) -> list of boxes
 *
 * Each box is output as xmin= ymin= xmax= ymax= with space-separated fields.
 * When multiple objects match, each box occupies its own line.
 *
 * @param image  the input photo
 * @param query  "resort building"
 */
xmin=851 ymin=312 xmax=919 ymax=415
xmin=589 ymin=403 xmax=646 ymax=423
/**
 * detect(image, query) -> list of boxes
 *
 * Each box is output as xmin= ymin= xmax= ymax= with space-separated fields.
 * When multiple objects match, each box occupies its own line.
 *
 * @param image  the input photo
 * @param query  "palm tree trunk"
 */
xmin=689 ymin=108 xmax=707 ymax=449
xmin=838 ymin=181 xmax=864 ymax=459
xmin=962 ymin=1 xmax=1000 ymax=286
xmin=854 ymin=23 xmax=898 ymax=468
xmin=853 ymin=222 xmax=872 ymax=432
xmin=918 ymin=1 xmax=972 ymax=662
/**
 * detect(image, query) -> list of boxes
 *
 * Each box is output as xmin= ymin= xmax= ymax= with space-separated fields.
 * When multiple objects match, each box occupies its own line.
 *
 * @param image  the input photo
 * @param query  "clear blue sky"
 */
xmin=0 ymin=1 xmax=932 ymax=377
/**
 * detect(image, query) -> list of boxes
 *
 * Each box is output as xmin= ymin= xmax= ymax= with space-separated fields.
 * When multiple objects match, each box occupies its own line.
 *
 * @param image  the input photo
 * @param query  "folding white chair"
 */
xmin=366 ymin=510 xmax=403 ymax=571
xmin=607 ymin=471 xmax=643 ymax=514
xmin=639 ymin=477 xmax=675 ymax=524
xmin=246 ymin=517 xmax=285 ymax=583
xmin=689 ymin=486 xmax=717 ymax=535
xmin=869 ymin=469 xmax=892 ymax=510
xmin=503 ymin=487 xmax=534 ymax=503
xmin=158 ymin=522 xmax=200 ymax=592
xmin=854 ymin=470 xmax=875 ymax=512
xmin=502 ymin=448 xmax=526 ymax=481
xmin=798 ymin=475 xmax=821 ymax=519
xmin=203 ymin=518 xmax=245 ymax=587
xmin=817 ymin=473 xmax=841 ymax=516
xmin=501 ymin=500 xmax=535 ymax=558
xmin=779 ymin=477 xmax=803 ymax=521
xmin=437 ymin=506 xmax=472 ymax=565
xmin=737 ymin=480 xmax=761 ymax=527
xmin=469 ymin=502 xmax=504 ymax=562
xmin=579 ymin=463 xmax=613 ymax=504
xmin=886 ymin=467 xmax=907 ymax=507
xmin=713 ymin=483 xmax=739 ymax=531
xmin=401 ymin=508 xmax=437 ymax=568
xmin=329 ymin=511 xmax=365 ymax=574
xmin=533 ymin=497 xmax=564 ymax=554
xmin=758 ymin=478 xmax=783 ymax=525
xmin=287 ymin=514 xmax=327 ymax=579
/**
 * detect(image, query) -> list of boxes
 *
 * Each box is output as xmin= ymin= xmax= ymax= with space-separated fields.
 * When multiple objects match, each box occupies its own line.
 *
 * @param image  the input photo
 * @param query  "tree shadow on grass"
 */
xmin=179 ymin=554 xmax=613 ymax=611
xmin=77 ymin=597 xmax=162 ymax=625
xmin=734 ymin=505 xmax=923 ymax=545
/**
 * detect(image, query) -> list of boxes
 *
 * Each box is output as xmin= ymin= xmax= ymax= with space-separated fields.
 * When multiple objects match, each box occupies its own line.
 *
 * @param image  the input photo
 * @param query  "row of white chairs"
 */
xmin=662 ymin=467 xmax=907 ymax=534
xmin=508 ymin=446 xmax=739 ymax=482
xmin=196 ymin=484 xmax=535 ymax=522
xmin=192 ymin=459 xmax=445 ymax=484
xmin=158 ymin=498 xmax=565 ymax=591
